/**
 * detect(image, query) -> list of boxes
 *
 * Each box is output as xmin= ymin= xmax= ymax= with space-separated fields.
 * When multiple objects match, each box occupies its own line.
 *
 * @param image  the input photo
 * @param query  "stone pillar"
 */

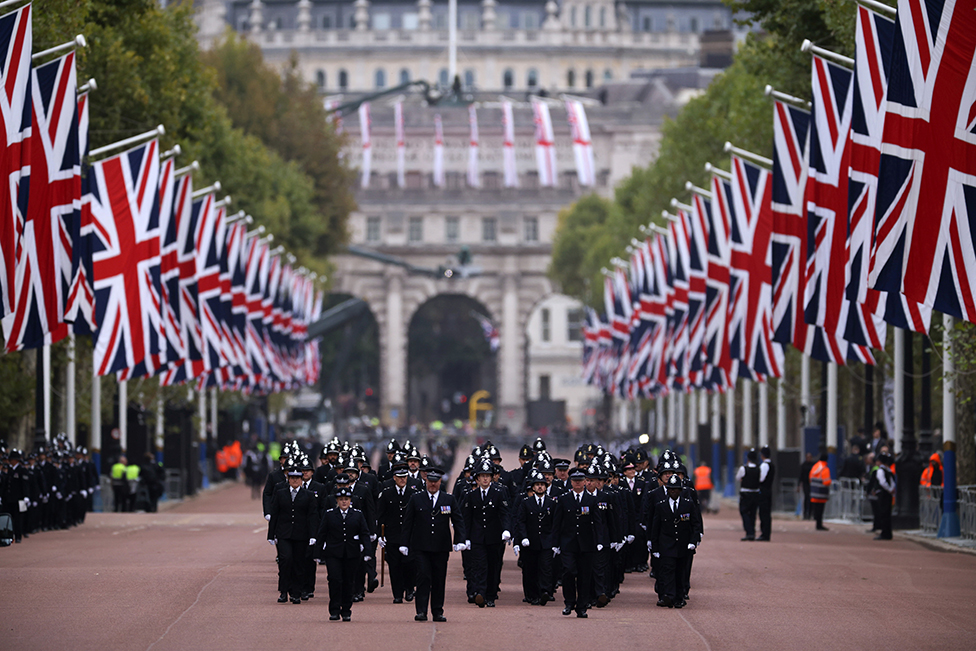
xmin=382 ymin=271 xmax=407 ymax=426
xmin=249 ymin=0 xmax=263 ymax=34
xmin=498 ymin=272 xmax=524 ymax=431
xmin=354 ymin=0 xmax=370 ymax=31
xmin=481 ymin=0 xmax=497 ymax=30
xmin=418 ymin=0 xmax=432 ymax=31
xmin=297 ymin=0 xmax=312 ymax=32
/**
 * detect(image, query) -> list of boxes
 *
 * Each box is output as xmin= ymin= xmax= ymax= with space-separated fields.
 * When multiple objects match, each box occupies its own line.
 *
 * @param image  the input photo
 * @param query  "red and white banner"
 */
xmin=532 ymin=99 xmax=557 ymax=187
xmin=467 ymin=105 xmax=480 ymax=188
xmin=565 ymin=99 xmax=595 ymax=187
xmin=394 ymin=101 xmax=405 ymax=189
xmin=502 ymin=100 xmax=518 ymax=188
xmin=433 ymin=113 xmax=445 ymax=188
xmin=359 ymin=102 xmax=371 ymax=189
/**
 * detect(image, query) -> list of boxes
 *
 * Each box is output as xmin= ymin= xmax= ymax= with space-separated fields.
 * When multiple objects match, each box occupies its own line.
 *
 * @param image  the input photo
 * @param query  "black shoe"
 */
xmin=393 ymin=598 xmax=403 ymax=604
xmin=474 ymin=593 xmax=485 ymax=607
xmin=290 ymin=597 xmax=301 ymax=604
xmin=278 ymin=593 xmax=288 ymax=603
xmin=866 ymin=528 xmax=878 ymax=534
xmin=741 ymin=536 xmax=755 ymax=541
xmin=368 ymin=578 xmax=379 ymax=593
xmin=415 ymin=614 xmax=428 ymax=621
xmin=683 ymin=594 xmax=690 ymax=601
xmin=301 ymin=593 xmax=310 ymax=601
xmin=342 ymin=615 xmax=351 ymax=622
xmin=576 ymin=611 xmax=588 ymax=618
xmin=405 ymin=591 xmax=415 ymax=602
xmin=873 ymin=535 xmax=892 ymax=540
xmin=816 ymin=525 xmax=829 ymax=531
xmin=540 ymin=594 xmax=550 ymax=605
xmin=485 ymin=600 xmax=495 ymax=607
xmin=352 ymin=593 xmax=364 ymax=602
xmin=756 ymin=537 xmax=770 ymax=541
xmin=306 ymin=593 xmax=314 ymax=599
xmin=433 ymin=614 xmax=447 ymax=622
xmin=656 ymin=597 xmax=672 ymax=608
xmin=468 ymin=595 xmax=476 ymax=604
xmin=596 ymin=593 xmax=609 ymax=607
xmin=329 ymin=614 xmax=341 ymax=621
xmin=674 ymin=599 xmax=686 ymax=609
xmin=562 ymin=606 xmax=573 ymax=616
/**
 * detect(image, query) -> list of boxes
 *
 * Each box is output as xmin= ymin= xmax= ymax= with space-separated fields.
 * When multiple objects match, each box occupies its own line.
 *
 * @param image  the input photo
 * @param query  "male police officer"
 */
xmin=649 ymin=473 xmax=702 ymax=608
xmin=514 ymin=469 xmax=556 ymax=605
xmin=267 ymin=460 xmax=320 ymax=604
xmin=315 ymin=487 xmax=371 ymax=621
xmin=377 ymin=464 xmax=417 ymax=603
xmin=462 ymin=458 xmax=512 ymax=607
xmin=551 ymin=467 xmax=606 ymax=618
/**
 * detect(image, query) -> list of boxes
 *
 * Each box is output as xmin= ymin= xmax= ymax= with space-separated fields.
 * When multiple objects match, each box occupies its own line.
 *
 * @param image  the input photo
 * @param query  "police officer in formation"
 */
xmin=376 ymin=459 xmax=417 ymax=603
xmin=1 ymin=435 xmax=99 ymax=545
xmin=267 ymin=457 xmax=320 ymax=604
xmin=461 ymin=458 xmax=511 ymax=607
xmin=648 ymin=473 xmax=702 ymax=608
xmin=314 ymin=486 xmax=371 ymax=620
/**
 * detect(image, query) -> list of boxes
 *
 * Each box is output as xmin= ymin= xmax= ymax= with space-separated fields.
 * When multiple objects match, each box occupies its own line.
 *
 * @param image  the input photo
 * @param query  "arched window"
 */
xmin=438 ymin=68 xmax=449 ymax=88
xmin=599 ymin=7 xmax=606 ymax=27
xmin=375 ymin=69 xmax=386 ymax=89
xmin=315 ymin=70 xmax=326 ymax=89
xmin=584 ymin=5 xmax=591 ymax=28
xmin=527 ymin=68 xmax=538 ymax=88
xmin=567 ymin=69 xmax=576 ymax=88
xmin=503 ymin=68 xmax=514 ymax=89
xmin=399 ymin=68 xmax=410 ymax=85
xmin=464 ymin=69 xmax=475 ymax=89
xmin=338 ymin=69 xmax=348 ymax=90
xmin=585 ymin=69 xmax=594 ymax=88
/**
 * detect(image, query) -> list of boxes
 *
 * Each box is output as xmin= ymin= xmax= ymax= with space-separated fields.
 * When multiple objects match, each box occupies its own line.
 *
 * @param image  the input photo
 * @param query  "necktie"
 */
xmin=430 ymin=492 xmax=436 ymax=509
xmin=342 ymin=510 xmax=346 ymax=520
xmin=576 ymin=493 xmax=581 ymax=504
xmin=483 ymin=490 xmax=488 ymax=501
xmin=538 ymin=497 xmax=543 ymax=508
xmin=671 ymin=498 xmax=677 ymax=513
xmin=291 ymin=489 xmax=297 ymax=502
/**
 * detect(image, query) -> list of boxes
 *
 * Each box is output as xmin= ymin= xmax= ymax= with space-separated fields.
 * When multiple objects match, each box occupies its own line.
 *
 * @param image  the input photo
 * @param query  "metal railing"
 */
xmin=958 ymin=485 xmax=976 ymax=540
xmin=919 ymin=486 xmax=944 ymax=532
xmin=822 ymin=478 xmax=872 ymax=523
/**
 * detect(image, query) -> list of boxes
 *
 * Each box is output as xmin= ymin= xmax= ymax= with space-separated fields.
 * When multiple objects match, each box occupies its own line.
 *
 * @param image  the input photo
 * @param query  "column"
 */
xmin=827 ymin=362 xmax=838 ymax=476
xmin=724 ymin=387 xmax=735 ymax=497
xmin=776 ymin=378 xmax=787 ymax=450
xmin=382 ymin=271 xmax=407 ymax=426
xmin=711 ymin=392 xmax=721 ymax=491
xmin=758 ymin=380 xmax=769 ymax=448
xmin=498 ymin=272 xmax=524 ymax=430
xmin=742 ymin=379 xmax=753 ymax=451
xmin=938 ymin=314 xmax=960 ymax=537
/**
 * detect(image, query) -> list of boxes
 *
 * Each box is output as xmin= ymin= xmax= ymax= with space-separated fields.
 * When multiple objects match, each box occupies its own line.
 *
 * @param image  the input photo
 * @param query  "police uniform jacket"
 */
xmin=312 ymin=462 xmax=336 ymax=489
xmin=648 ymin=490 xmax=702 ymax=558
xmin=262 ymin=467 xmax=287 ymax=516
xmin=376 ymin=483 xmax=416 ymax=542
xmin=593 ymin=488 xmax=621 ymax=544
xmin=640 ymin=483 xmax=667 ymax=530
xmin=304 ymin=479 xmax=329 ymax=513
xmin=267 ymin=485 xmax=320 ymax=542
xmin=401 ymin=490 xmax=466 ymax=552
xmin=551 ymin=490 xmax=606 ymax=553
xmin=1 ymin=463 xmax=30 ymax=508
xmin=385 ymin=476 xmax=424 ymax=493
xmin=316 ymin=507 xmax=370 ymax=559
xmin=462 ymin=484 xmax=511 ymax=544
xmin=514 ymin=492 xmax=556 ymax=549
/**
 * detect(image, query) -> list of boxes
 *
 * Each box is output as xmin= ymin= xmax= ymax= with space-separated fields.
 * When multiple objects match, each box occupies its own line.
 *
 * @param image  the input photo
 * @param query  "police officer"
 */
xmin=758 ymin=446 xmax=775 ymax=541
xmin=315 ymin=486 xmax=371 ymax=621
xmin=870 ymin=452 xmax=896 ymax=540
xmin=551 ymin=467 xmax=606 ymax=618
xmin=267 ymin=460 xmax=320 ymax=604
xmin=1 ymin=450 xmax=29 ymax=543
xmin=649 ymin=473 xmax=702 ymax=609
xmin=462 ymin=458 xmax=512 ymax=607
xmin=400 ymin=467 xmax=467 ymax=622
xmin=376 ymin=463 xmax=417 ymax=603
xmin=514 ymin=469 xmax=556 ymax=605
xmin=300 ymin=455 xmax=328 ymax=600
xmin=736 ymin=449 xmax=763 ymax=541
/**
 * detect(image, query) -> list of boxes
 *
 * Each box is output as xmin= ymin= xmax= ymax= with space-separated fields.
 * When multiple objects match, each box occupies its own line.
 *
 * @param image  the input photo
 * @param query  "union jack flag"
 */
xmin=195 ymin=194 xmax=229 ymax=372
xmin=686 ymin=194 xmax=710 ymax=387
xmin=89 ymin=139 xmax=163 ymax=376
xmin=64 ymin=90 xmax=93 ymax=332
xmin=156 ymin=156 xmax=183 ymax=369
xmin=846 ymin=5 xmax=931 ymax=345
xmin=729 ymin=155 xmax=783 ymax=379
xmin=473 ymin=311 xmax=500 ymax=352
xmin=4 ymin=51 xmax=79 ymax=351
xmin=227 ymin=221 xmax=250 ymax=380
xmin=666 ymin=213 xmax=690 ymax=388
xmin=870 ymin=0 xmax=976 ymax=323
xmin=703 ymin=175 xmax=734 ymax=390
xmin=804 ymin=55 xmax=877 ymax=366
xmin=0 ymin=3 xmax=31 ymax=319
xmin=244 ymin=237 xmax=270 ymax=387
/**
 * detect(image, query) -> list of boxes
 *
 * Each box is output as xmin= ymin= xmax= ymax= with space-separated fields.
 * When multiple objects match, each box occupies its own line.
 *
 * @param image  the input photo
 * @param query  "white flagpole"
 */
xmin=776 ymin=377 xmax=787 ymax=450
xmin=742 ymin=379 xmax=753 ymax=450
xmin=758 ymin=380 xmax=769 ymax=448
xmin=67 ymin=335 xmax=76 ymax=445
xmin=92 ymin=370 xmax=100 ymax=454
xmin=711 ymin=392 xmax=721 ymax=490
xmin=198 ymin=387 xmax=208 ymax=489
xmin=210 ymin=386 xmax=219 ymax=466
xmin=893 ymin=328 xmax=904 ymax=455
xmin=43 ymin=344 xmax=51 ymax=438
xmin=655 ymin=398 xmax=664 ymax=447
xmin=827 ymin=362 xmax=838 ymax=469
xmin=119 ymin=380 xmax=128 ymax=452
xmin=801 ymin=353 xmax=810 ymax=426
xmin=155 ymin=393 xmax=164 ymax=463
xmin=724 ymin=387 xmax=736 ymax=497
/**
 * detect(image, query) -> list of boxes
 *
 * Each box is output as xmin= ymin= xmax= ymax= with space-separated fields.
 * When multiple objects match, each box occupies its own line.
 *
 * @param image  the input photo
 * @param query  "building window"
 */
xmin=584 ymin=5 xmax=591 ymax=28
xmin=439 ymin=68 xmax=449 ymax=88
xmin=539 ymin=375 xmax=551 ymax=400
xmin=524 ymin=216 xmax=538 ymax=242
xmin=402 ymin=12 xmax=419 ymax=29
xmin=604 ymin=68 xmax=613 ymax=81
xmin=522 ymin=11 xmax=539 ymax=29
xmin=375 ymin=69 xmax=386 ymax=89
xmin=599 ymin=7 xmax=606 ymax=27
xmin=503 ymin=68 xmax=514 ymax=89
xmin=642 ymin=16 xmax=652 ymax=31
xmin=445 ymin=216 xmax=459 ymax=242
xmin=408 ymin=216 xmax=423 ymax=242
xmin=315 ymin=70 xmax=326 ymax=89
xmin=373 ymin=12 xmax=391 ymax=30
xmin=366 ymin=216 xmax=381 ymax=242
xmin=400 ymin=68 xmax=410 ymax=85
xmin=322 ymin=15 xmax=332 ymax=29
xmin=482 ymin=217 xmax=497 ymax=242
xmin=338 ymin=69 xmax=348 ymax=90
xmin=464 ymin=69 xmax=475 ymax=90
xmin=461 ymin=11 xmax=479 ymax=30
xmin=527 ymin=68 xmax=538 ymax=89
xmin=690 ymin=17 xmax=699 ymax=33
xmin=570 ymin=6 xmax=576 ymax=27
xmin=567 ymin=69 xmax=575 ymax=88
xmin=567 ymin=308 xmax=583 ymax=342
xmin=541 ymin=308 xmax=551 ymax=342
xmin=585 ymin=69 xmax=594 ymax=88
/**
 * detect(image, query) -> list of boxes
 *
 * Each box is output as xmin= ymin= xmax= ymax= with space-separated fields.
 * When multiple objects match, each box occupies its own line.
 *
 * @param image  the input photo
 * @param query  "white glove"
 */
xmin=52 ymin=485 xmax=57 ymax=492
xmin=56 ymin=492 xmax=62 ymax=499
xmin=265 ymin=514 xmax=271 ymax=521
xmin=452 ymin=543 xmax=464 ymax=552
xmin=370 ymin=534 xmax=377 ymax=542
xmin=521 ymin=538 xmax=530 ymax=548
xmin=378 ymin=537 xmax=387 ymax=549
xmin=596 ymin=544 xmax=603 ymax=552
xmin=81 ymin=490 xmax=88 ymax=497
xmin=647 ymin=541 xmax=653 ymax=552
xmin=639 ymin=523 xmax=647 ymax=531
xmin=399 ymin=546 xmax=409 ymax=556
xmin=268 ymin=539 xmax=276 ymax=546
xmin=513 ymin=545 xmax=520 ymax=557
xmin=552 ymin=547 xmax=561 ymax=555
xmin=688 ymin=543 xmax=696 ymax=550
xmin=653 ymin=552 xmax=660 ymax=558
xmin=465 ymin=540 xmax=471 ymax=550
xmin=32 ymin=501 xmax=37 ymax=507
xmin=625 ymin=535 xmax=635 ymax=544
xmin=501 ymin=530 xmax=512 ymax=542
xmin=309 ymin=538 xmax=317 ymax=546
xmin=612 ymin=542 xmax=622 ymax=552
xmin=359 ymin=544 xmax=364 ymax=552
xmin=364 ymin=556 xmax=372 ymax=562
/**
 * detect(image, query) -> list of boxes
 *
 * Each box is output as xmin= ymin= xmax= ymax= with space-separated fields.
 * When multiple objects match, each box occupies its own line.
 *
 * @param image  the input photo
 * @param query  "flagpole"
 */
xmin=711 ymin=392 xmax=722 ymax=492
xmin=31 ymin=34 xmax=86 ymax=62
xmin=155 ymin=393 xmax=164 ymax=464
xmin=119 ymin=379 xmax=128 ymax=453
xmin=827 ymin=363 xmax=838 ymax=476
xmin=686 ymin=391 xmax=696 ymax=464
xmin=758 ymin=380 xmax=769 ymax=449
xmin=67 ymin=335 xmax=76 ymax=446
xmin=210 ymin=386 xmax=218 ymax=476
xmin=655 ymin=398 xmax=664 ymax=449
xmin=801 ymin=354 xmax=810 ymax=427
xmin=91 ymin=367 xmax=101 ymax=507
xmin=43 ymin=344 xmax=51 ymax=439
xmin=938 ymin=314 xmax=960 ymax=537
xmin=724 ymin=387 xmax=736 ymax=497
xmin=89 ymin=125 xmax=165 ymax=160
xmin=776 ymin=377 xmax=787 ymax=450
xmin=199 ymin=388 xmax=209 ymax=489
xmin=893 ymin=328 xmax=904 ymax=455
xmin=742 ymin=379 xmax=753 ymax=451
xmin=667 ymin=392 xmax=676 ymax=450
xmin=676 ymin=391 xmax=685 ymax=457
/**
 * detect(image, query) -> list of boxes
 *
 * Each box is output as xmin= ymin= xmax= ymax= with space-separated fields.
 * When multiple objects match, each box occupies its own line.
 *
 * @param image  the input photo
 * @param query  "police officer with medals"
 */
xmin=514 ymin=468 xmax=556 ymax=605
xmin=649 ymin=473 xmax=702 ymax=609
xmin=551 ymin=467 xmax=606 ymax=618
xmin=376 ymin=463 xmax=417 ymax=603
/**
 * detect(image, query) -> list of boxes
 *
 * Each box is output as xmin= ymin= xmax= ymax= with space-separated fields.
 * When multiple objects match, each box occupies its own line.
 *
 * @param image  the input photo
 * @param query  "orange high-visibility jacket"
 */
xmin=809 ymin=461 xmax=831 ymax=503
xmin=694 ymin=466 xmax=714 ymax=491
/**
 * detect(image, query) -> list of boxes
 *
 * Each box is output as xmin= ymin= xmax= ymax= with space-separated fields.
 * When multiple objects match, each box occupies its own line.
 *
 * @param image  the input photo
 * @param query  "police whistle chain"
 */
xmin=380 ymin=524 xmax=386 ymax=588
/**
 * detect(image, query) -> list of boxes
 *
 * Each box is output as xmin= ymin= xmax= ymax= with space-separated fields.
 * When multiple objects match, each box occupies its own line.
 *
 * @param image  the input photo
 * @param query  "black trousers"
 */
xmin=876 ymin=493 xmax=892 ymax=538
xmin=657 ymin=554 xmax=690 ymax=601
xmin=276 ymin=538 xmax=306 ymax=598
xmin=520 ymin=547 xmax=553 ymax=601
xmin=759 ymin=491 xmax=773 ymax=539
xmin=560 ymin=550 xmax=594 ymax=613
xmin=468 ymin=542 xmax=503 ymax=600
xmin=302 ymin=545 xmax=318 ymax=595
xmin=9 ymin=509 xmax=23 ymax=542
xmin=325 ymin=556 xmax=358 ymax=616
xmin=414 ymin=550 xmax=449 ymax=617
xmin=802 ymin=487 xmax=812 ymax=519
xmin=386 ymin=545 xmax=414 ymax=599
xmin=812 ymin=501 xmax=826 ymax=528
xmin=739 ymin=492 xmax=760 ymax=538
xmin=869 ymin=496 xmax=880 ymax=529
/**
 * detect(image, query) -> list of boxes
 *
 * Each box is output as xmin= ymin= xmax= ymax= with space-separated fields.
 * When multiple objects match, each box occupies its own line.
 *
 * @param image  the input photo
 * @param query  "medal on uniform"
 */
xmin=440 ymin=505 xmax=451 ymax=514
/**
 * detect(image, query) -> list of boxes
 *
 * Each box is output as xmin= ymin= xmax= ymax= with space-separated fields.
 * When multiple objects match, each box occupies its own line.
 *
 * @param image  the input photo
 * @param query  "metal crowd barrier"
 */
xmin=958 ymin=485 xmax=976 ymax=540
xmin=821 ymin=478 xmax=869 ymax=522
xmin=918 ymin=486 xmax=944 ymax=533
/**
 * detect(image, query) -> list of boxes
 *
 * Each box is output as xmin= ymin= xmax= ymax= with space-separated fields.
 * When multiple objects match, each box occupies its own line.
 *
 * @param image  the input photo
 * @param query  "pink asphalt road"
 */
xmin=2 ymin=471 xmax=975 ymax=650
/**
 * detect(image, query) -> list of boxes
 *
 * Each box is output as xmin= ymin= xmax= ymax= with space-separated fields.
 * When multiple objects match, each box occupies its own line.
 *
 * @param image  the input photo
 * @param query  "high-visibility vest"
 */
xmin=694 ymin=466 xmax=714 ymax=491
xmin=125 ymin=464 xmax=140 ymax=481
xmin=215 ymin=449 xmax=229 ymax=474
xmin=809 ymin=461 xmax=831 ymax=503
xmin=227 ymin=441 xmax=243 ymax=469
xmin=111 ymin=462 xmax=126 ymax=480
xmin=920 ymin=466 xmax=933 ymax=487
